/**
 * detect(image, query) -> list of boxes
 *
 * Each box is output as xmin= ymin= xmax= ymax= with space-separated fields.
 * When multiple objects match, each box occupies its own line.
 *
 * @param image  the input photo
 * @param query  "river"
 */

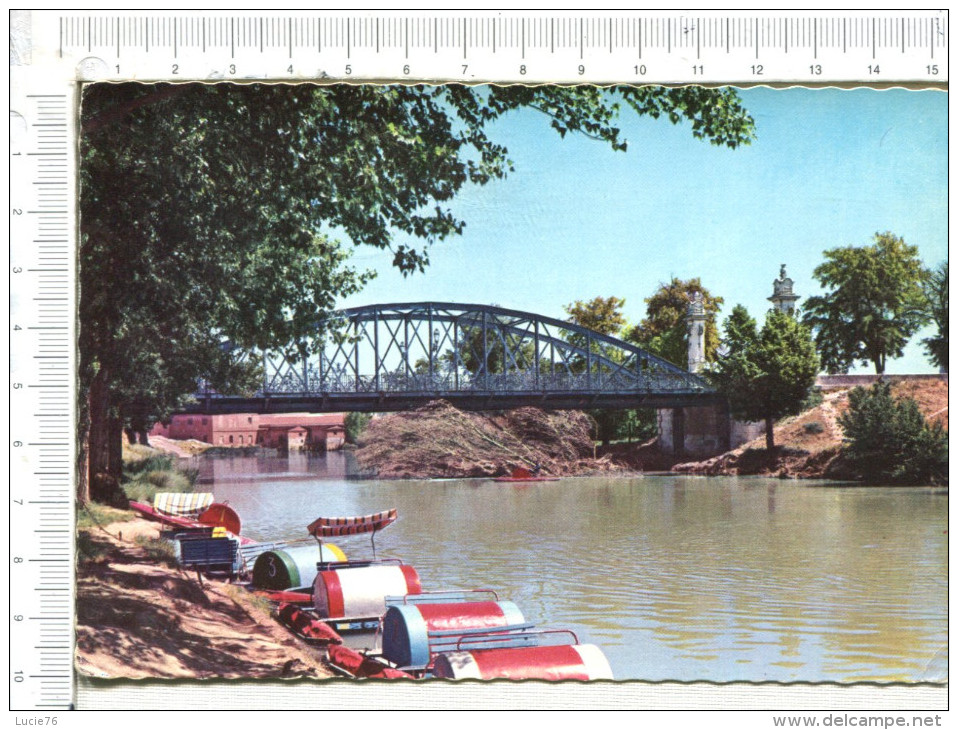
xmin=198 ymin=452 xmax=947 ymax=684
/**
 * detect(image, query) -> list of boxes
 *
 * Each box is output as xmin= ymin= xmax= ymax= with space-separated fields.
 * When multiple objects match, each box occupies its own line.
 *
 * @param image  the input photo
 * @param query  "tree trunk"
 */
xmin=765 ymin=416 xmax=775 ymax=451
xmin=88 ymin=367 xmax=111 ymax=488
xmin=76 ymin=409 xmax=90 ymax=504
xmin=127 ymin=412 xmax=152 ymax=447
xmin=87 ymin=367 xmax=128 ymax=506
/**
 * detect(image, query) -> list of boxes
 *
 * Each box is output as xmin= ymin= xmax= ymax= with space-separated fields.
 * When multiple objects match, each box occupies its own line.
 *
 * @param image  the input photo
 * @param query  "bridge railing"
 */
xmin=257 ymin=369 xmax=709 ymax=396
xmin=207 ymin=303 xmax=716 ymax=407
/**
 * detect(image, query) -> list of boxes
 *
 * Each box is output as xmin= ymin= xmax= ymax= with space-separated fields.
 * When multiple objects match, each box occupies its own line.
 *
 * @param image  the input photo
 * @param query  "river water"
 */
xmin=199 ymin=452 xmax=947 ymax=684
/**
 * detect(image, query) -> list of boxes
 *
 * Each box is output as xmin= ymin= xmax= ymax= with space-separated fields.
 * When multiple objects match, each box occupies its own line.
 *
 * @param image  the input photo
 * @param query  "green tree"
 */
xmin=449 ymin=323 xmax=535 ymax=377
xmin=921 ymin=261 xmax=948 ymax=372
xmin=563 ymin=296 xmax=656 ymax=445
xmin=80 ymin=83 xmax=755 ymax=502
xmin=564 ymin=296 xmax=628 ymax=336
xmin=627 ymin=278 xmax=724 ymax=367
xmin=838 ymin=383 xmax=948 ymax=485
xmin=801 ymin=232 xmax=930 ymax=374
xmin=710 ymin=306 xmax=820 ymax=450
xmin=562 ymin=295 xmax=629 ymax=375
xmin=344 ymin=412 xmax=373 ymax=445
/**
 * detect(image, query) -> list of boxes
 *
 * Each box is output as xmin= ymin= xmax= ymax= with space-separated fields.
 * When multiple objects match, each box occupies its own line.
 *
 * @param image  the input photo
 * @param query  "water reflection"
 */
xmin=206 ymin=453 xmax=947 ymax=683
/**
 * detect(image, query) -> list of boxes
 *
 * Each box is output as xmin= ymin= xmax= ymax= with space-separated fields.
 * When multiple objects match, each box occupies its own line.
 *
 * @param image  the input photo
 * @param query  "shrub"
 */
xmin=124 ymin=453 xmax=177 ymax=477
xmin=123 ymin=470 xmax=195 ymax=503
xmin=345 ymin=412 xmax=373 ymax=444
xmin=121 ymin=451 xmax=198 ymax=503
xmin=838 ymin=383 xmax=948 ymax=485
xmin=803 ymin=421 xmax=825 ymax=435
xmin=800 ymin=389 xmax=824 ymax=411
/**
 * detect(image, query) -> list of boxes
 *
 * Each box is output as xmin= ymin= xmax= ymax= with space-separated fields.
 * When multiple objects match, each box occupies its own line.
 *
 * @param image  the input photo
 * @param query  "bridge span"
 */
xmin=186 ymin=302 xmax=724 ymax=414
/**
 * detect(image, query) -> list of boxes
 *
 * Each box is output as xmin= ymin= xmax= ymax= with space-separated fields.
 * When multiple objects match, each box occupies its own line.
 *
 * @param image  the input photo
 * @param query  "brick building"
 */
xmin=255 ymin=414 xmax=346 ymax=451
xmin=151 ymin=412 xmax=346 ymax=451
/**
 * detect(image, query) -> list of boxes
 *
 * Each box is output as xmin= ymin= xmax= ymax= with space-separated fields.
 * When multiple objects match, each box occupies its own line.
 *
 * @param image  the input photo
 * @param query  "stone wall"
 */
xmin=816 ymin=373 xmax=947 ymax=391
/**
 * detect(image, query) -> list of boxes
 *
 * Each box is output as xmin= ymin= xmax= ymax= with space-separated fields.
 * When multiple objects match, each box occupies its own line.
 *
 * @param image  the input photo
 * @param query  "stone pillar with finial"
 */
xmin=686 ymin=291 xmax=707 ymax=373
xmin=769 ymin=264 xmax=800 ymax=314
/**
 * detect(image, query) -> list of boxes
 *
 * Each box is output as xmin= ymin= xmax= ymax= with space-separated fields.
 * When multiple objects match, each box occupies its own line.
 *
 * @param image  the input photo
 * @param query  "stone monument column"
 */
xmin=686 ymin=290 xmax=707 ymax=373
xmin=769 ymin=264 xmax=800 ymax=314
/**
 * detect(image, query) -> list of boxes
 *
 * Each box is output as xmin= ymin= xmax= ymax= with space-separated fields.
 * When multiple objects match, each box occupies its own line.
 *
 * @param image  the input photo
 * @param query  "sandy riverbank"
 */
xmin=75 ymin=510 xmax=335 ymax=680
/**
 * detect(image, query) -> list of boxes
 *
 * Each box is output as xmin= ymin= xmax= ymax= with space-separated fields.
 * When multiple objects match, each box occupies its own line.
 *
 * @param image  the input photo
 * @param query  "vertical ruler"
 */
xmin=9 ymin=84 xmax=76 ymax=711
xmin=6 ymin=8 xmax=947 ymax=713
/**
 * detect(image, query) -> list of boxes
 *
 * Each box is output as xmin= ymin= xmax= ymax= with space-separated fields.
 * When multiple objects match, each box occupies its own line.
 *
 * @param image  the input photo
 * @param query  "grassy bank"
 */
xmin=121 ymin=444 xmax=198 ymax=503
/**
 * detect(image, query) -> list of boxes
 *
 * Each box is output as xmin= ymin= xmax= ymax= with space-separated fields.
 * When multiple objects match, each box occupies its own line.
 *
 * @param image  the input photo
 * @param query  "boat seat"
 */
xmin=160 ymin=526 xmax=214 ymax=541
xmin=426 ymin=623 xmax=540 ymax=655
xmin=178 ymin=536 xmax=238 ymax=582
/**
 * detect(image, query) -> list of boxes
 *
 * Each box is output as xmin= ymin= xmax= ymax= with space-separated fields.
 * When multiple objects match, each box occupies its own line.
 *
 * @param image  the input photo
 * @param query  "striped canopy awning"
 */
xmin=153 ymin=492 xmax=214 ymax=520
xmin=307 ymin=509 xmax=397 ymax=538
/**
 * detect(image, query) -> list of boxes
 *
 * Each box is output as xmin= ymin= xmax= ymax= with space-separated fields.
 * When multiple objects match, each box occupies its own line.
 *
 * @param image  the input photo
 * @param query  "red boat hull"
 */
xmin=129 ymin=500 xmax=255 ymax=544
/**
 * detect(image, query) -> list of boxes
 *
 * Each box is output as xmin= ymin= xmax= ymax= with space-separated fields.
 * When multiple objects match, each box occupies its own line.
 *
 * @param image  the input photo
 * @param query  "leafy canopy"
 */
xmin=564 ymin=296 xmax=629 ymax=337
xmin=710 ymin=305 xmax=819 ymax=450
xmin=801 ymin=232 xmax=929 ymax=374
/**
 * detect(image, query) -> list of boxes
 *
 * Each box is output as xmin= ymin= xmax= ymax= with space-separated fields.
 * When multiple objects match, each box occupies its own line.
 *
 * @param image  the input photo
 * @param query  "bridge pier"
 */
xmin=657 ymin=403 xmax=734 ymax=458
xmin=655 ymin=289 xmax=768 ymax=459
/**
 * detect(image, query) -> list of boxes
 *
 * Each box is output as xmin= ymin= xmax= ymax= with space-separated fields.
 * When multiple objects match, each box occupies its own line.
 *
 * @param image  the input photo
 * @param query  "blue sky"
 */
xmin=340 ymin=86 xmax=947 ymax=374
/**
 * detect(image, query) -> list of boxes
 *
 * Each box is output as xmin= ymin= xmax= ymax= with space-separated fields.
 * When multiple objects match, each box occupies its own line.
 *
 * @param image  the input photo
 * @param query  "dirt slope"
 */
xmin=356 ymin=400 xmax=625 ymax=478
xmin=356 ymin=381 xmax=947 ymax=481
xmin=674 ymin=379 xmax=948 ymax=479
xmin=75 ymin=516 xmax=333 ymax=680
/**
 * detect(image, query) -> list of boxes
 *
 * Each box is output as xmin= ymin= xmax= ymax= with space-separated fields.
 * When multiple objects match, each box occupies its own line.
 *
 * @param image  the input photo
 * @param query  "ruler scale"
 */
xmin=7 ymin=9 xmax=947 ymax=712
xmin=42 ymin=11 xmax=949 ymax=83
xmin=10 ymin=86 xmax=76 ymax=711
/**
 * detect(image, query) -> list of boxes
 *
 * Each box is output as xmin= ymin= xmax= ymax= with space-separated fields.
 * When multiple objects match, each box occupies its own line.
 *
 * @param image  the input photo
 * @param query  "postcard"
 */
xmin=9 ymin=9 xmax=948 ymax=719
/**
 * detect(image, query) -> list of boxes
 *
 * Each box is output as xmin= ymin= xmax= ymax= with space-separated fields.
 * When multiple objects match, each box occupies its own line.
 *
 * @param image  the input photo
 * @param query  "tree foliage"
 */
xmin=344 ymin=412 xmax=373 ymax=445
xmin=563 ymin=296 xmax=656 ymax=445
xmin=79 ymin=82 xmax=755 ymax=501
xmin=432 ymin=321 xmax=535 ymax=377
xmin=801 ymin=232 xmax=929 ymax=374
xmin=563 ymin=296 xmax=628 ymax=336
xmin=562 ymin=295 xmax=629 ymax=375
xmin=921 ymin=261 xmax=948 ymax=372
xmin=627 ymin=277 xmax=724 ymax=367
xmin=710 ymin=306 xmax=819 ymax=450
xmin=838 ymin=383 xmax=948 ymax=485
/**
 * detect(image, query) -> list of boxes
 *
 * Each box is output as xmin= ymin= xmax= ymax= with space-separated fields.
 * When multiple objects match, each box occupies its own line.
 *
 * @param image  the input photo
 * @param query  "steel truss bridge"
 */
xmin=189 ymin=302 xmax=722 ymax=414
